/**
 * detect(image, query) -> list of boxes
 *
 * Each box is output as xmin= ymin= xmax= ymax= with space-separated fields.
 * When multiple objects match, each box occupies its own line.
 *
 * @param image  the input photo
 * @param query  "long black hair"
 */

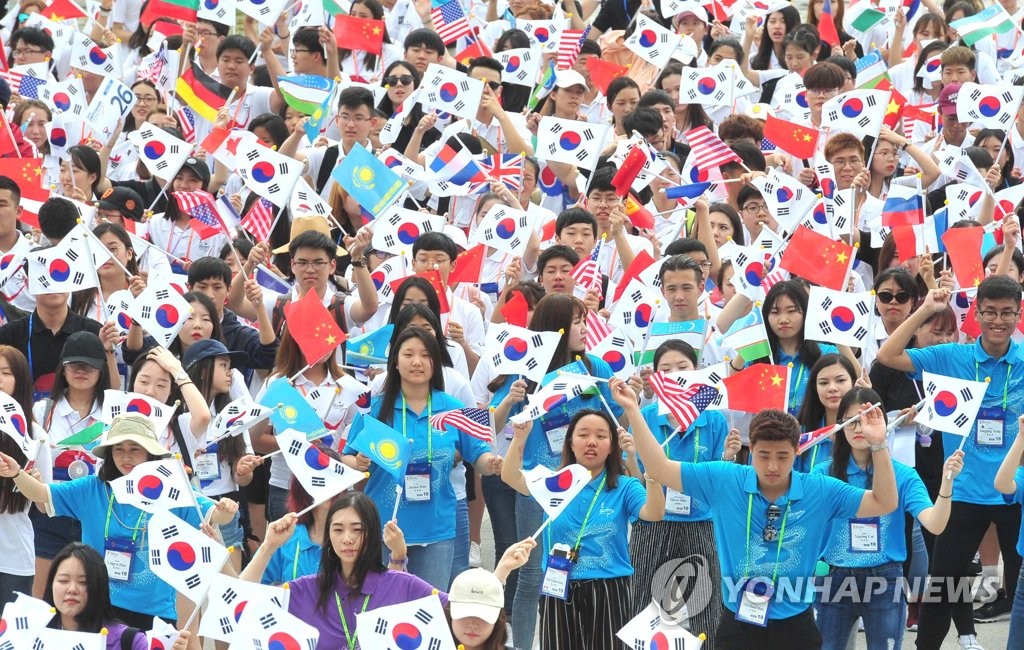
xmin=796 ymin=353 xmax=858 ymax=431
xmin=315 ymin=492 xmax=386 ymax=611
xmin=392 ymin=303 xmax=454 ymax=369
xmin=187 ymin=355 xmax=243 ymax=471
xmin=48 ymin=334 xmax=111 ymax=418
xmin=376 ymin=328 xmax=446 ymax=426
xmin=0 ymin=346 xmax=30 ymax=513
xmin=830 ymin=387 xmax=886 ymax=486
xmin=759 ymin=280 xmax=823 ymax=367
xmin=44 ymin=543 xmax=114 ymax=632
xmin=750 ymin=6 xmax=801 ymax=70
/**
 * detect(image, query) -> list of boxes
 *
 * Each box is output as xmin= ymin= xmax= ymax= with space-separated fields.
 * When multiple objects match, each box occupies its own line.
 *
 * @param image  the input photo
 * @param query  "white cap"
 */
xmin=672 ymin=0 xmax=708 ymax=23
xmin=449 ymin=568 xmax=504 ymax=624
xmin=442 ymin=224 xmax=468 ymax=250
xmin=554 ymin=69 xmax=588 ymax=90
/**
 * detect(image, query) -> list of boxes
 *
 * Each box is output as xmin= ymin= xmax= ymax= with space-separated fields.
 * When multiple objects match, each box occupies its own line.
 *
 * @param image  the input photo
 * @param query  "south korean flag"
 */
xmin=917 ymin=371 xmax=989 ymax=437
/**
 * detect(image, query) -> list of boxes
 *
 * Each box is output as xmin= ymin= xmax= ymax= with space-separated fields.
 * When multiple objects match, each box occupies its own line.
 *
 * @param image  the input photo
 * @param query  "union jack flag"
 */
xmin=429 ymin=407 xmax=492 ymax=442
xmin=241 ymin=198 xmax=275 ymax=241
xmin=430 ymin=0 xmax=473 ymax=45
xmin=648 ymin=376 xmax=719 ymax=431
xmin=472 ymin=153 xmax=524 ymax=193
xmin=584 ymin=309 xmax=613 ymax=350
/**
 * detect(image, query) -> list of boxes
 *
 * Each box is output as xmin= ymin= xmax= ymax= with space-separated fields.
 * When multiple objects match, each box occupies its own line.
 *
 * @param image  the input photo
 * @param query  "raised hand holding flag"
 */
xmin=918 ymin=371 xmax=989 ymax=437
xmin=522 ymin=463 xmax=592 ymax=538
xmin=147 ymin=509 xmax=230 ymax=603
xmin=278 ymin=428 xmax=365 ymax=507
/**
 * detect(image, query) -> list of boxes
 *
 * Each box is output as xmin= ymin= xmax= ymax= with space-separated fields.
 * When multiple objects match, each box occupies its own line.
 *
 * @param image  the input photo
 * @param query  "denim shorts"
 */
xmin=30 ymin=509 xmax=81 ymax=559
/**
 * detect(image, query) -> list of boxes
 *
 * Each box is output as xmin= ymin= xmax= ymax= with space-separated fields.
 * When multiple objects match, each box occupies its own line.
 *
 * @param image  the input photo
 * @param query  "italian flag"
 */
xmin=950 ymin=4 xmax=1016 ymax=46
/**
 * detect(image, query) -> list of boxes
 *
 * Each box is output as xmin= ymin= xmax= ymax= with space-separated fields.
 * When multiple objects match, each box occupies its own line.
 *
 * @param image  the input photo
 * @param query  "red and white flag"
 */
xmin=648 ymin=374 xmax=719 ymax=430
xmin=241 ymin=197 xmax=275 ymax=241
xmin=430 ymin=407 xmax=492 ymax=442
xmin=584 ymin=310 xmax=614 ymax=350
xmin=683 ymin=126 xmax=741 ymax=168
xmin=556 ymin=26 xmax=590 ymax=69
xmin=430 ymin=0 xmax=473 ymax=44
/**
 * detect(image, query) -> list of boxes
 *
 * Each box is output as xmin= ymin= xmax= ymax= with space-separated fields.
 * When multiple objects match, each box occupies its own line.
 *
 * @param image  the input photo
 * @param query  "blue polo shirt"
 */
xmin=489 ymin=355 xmax=622 ymax=471
xmin=680 ymin=463 xmax=864 ymax=619
xmin=1008 ymin=467 xmax=1024 ymax=557
xmin=263 ymin=523 xmax=320 ymax=585
xmin=794 ymin=438 xmax=832 ymax=474
xmin=633 ymin=404 xmax=729 ymax=522
xmin=49 ymin=476 xmax=213 ymax=620
xmin=542 ymin=470 xmax=647 ymax=580
xmin=907 ymin=339 xmax=1024 ymax=505
xmin=813 ymin=459 xmax=932 ymax=567
xmin=781 ymin=344 xmax=838 ymax=416
xmin=345 ymin=390 xmax=491 ymax=544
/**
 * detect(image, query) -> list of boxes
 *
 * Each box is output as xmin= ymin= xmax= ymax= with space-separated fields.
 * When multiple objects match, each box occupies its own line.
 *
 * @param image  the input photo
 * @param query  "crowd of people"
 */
xmin=0 ymin=0 xmax=1023 ymax=648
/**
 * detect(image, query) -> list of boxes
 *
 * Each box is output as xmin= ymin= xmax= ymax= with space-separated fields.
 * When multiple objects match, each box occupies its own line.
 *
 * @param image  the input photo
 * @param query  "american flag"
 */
xmin=5 ymin=72 xmax=45 ymax=98
xmin=571 ymin=237 xmax=602 ymax=297
xmin=584 ymin=309 xmax=613 ymax=350
xmin=430 ymin=407 xmax=492 ymax=442
xmin=683 ymin=126 xmax=741 ymax=169
xmin=136 ymin=48 xmax=166 ymax=85
xmin=648 ymin=374 xmax=719 ymax=431
xmin=556 ymin=26 xmax=590 ymax=70
xmin=241 ymin=197 xmax=275 ymax=241
xmin=430 ymin=0 xmax=473 ymax=45
xmin=474 ymin=153 xmax=523 ymax=193
xmin=176 ymin=106 xmax=196 ymax=143
xmin=172 ymin=190 xmax=223 ymax=240
xmin=760 ymin=137 xmax=777 ymax=154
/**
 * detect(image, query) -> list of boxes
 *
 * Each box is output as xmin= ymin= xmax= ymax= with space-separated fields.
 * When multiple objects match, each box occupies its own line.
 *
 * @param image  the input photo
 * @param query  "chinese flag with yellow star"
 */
xmin=941 ymin=225 xmax=985 ymax=289
xmin=764 ymin=115 xmax=819 ymax=160
xmin=333 ymin=14 xmax=385 ymax=55
xmin=859 ymin=72 xmax=908 ymax=129
xmin=0 ymin=158 xmax=48 ymax=228
xmin=779 ymin=225 xmax=855 ymax=291
xmin=283 ymin=290 xmax=347 ymax=365
xmin=721 ymin=364 xmax=790 ymax=413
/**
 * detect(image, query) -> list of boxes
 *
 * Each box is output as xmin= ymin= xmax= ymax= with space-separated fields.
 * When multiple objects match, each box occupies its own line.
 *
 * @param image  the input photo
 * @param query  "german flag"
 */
xmin=175 ymin=62 xmax=231 ymax=123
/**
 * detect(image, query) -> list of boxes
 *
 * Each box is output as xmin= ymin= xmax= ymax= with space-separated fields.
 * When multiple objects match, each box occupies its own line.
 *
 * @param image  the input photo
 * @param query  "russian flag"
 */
xmin=429 ymin=143 xmax=488 ymax=186
xmin=882 ymin=183 xmax=925 ymax=227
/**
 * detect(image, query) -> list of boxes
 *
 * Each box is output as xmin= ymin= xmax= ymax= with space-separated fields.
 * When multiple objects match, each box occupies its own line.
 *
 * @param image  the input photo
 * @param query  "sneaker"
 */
xmin=469 ymin=542 xmax=482 ymax=568
xmin=959 ymin=634 xmax=985 ymax=650
xmin=906 ymin=602 xmax=919 ymax=631
xmin=974 ymin=591 xmax=1012 ymax=623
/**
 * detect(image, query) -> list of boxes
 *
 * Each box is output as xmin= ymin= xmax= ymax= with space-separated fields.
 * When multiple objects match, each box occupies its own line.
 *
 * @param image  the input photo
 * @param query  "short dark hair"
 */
xmin=290 ymin=230 xmax=337 ymax=259
xmin=11 ymin=27 xmax=53 ymax=53
xmin=977 ymin=274 xmax=1023 ymax=305
xmin=338 ymin=87 xmax=375 ymax=113
xmin=555 ymin=207 xmax=597 ymax=238
xmin=653 ymin=339 xmax=698 ymax=368
xmin=749 ymin=409 xmax=801 ymax=448
xmin=723 ymin=141 xmax=766 ymax=173
xmin=403 ymin=28 xmax=444 ymax=55
xmin=197 ymin=19 xmax=230 ymax=37
xmin=293 ymin=27 xmax=323 ymax=57
xmin=639 ymin=89 xmax=673 ymax=110
xmin=411 ymin=231 xmax=458 ymax=260
xmin=823 ymin=55 xmax=856 ymax=80
xmin=0 ymin=176 xmax=20 ymax=202
xmin=188 ymin=256 xmax=232 ymax=286
xmin=736 ymin=184 xmax=764 ymax=209
xmin=537 ymin=245 xmax=580 ymax=273
xmin=38 ymin=197 xmax=79 ymax=241
xmin=216 ymin=35 xmax=256 ymax=61
xmin=802 ymin=62 xmax=845 ymax=91
xmin=579 ymin=38 xmax=601 ymax=57
xmin=44 ymin=543 xmax=112 ymax=633
xmin=622 ymin=107 xmax=663 ymax=139
xmin=586 ymin=166 xmax=617 ymax=194
xmin=467 ymin=56 xmax=503 ymax=79
xmin=664 ymin=238 xmax=709 ymax=259
xmin=658 ymin=255 xmax=703 ymax=284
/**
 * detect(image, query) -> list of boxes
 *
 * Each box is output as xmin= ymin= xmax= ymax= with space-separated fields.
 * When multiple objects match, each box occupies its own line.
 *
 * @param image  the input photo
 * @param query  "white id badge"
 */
xmin=194 ymin=453 xmax=221 ymax=481
xmin=736 ymin=579 xmax=772 ymax=627
xmin=545 ymin=426 xmax=568 ymax=454
xmin=104 ymin=538 xmax=134 ymax=582
xmin=404 ymin=462 xmax=432 ymax=501
xmin=665 ymin=488 xmax=691 ymax=516
xmin=970 ymin=411 xmax=1003 ymax=448
xmin=540 ymin=554 xmax=572 ymax=600
xmin=849 ymin=517 xmax=880 ymax=553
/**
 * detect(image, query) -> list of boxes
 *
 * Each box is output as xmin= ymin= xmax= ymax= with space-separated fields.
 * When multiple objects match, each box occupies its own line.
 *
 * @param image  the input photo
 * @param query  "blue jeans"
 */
xmin=406 ymin=539 xmax=455 ymax=591
xmin=267 ymin=485 xmax=288 ymax=523
xmin=450 ymin=498 xmax=470 ymax=588
xmin=1009 ymin=560 xmax=1024 ymax=645
xmin=482 ymin=474 xmax=519 ymax=612
xmin=512 ymin=493 xmax=544 ymax=650
xmin=906 ymin=521 xmax=928 ymax=600
xmin=815 ymin=561 xmax=906 ymax=650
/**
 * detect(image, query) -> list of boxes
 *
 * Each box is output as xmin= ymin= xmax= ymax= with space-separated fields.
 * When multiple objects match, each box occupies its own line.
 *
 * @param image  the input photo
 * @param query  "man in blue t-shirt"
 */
xmin=614 ymin=380 xmax=898 ymax=649
xmin=877 ymin=274 xmax=1024 ymax=647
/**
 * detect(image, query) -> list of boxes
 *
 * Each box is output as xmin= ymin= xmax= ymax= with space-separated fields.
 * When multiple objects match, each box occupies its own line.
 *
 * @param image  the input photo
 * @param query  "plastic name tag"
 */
xmin=194 ymin=453 xmax=221 ymax=481
xmin=849 ymin=517 xmax=880 ymax=553
xmin=665 ymin=488 xmax=691 ymax=516
xmin=976 ymin=407 xmax=1005 ymax=447
xmin=736 ymin=579 xmax=773 ymax=627
xmin=104 ymin=537 xmax=135 ymax=582
xmin=540 ymin=553 xmax=573 ymax=600
xmin=545 ymin=426 xmax=568 ymax=454
xmin=404 ymin=461 xmax=432 ymax=501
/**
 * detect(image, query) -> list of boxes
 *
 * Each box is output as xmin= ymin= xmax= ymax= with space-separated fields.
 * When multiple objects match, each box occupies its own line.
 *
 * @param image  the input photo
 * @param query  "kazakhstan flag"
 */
xmin=346 ymin=324 xmax=395 ymax=367
xmin=348 ymin=416 xmax=412 ymax=481
xmin=331 ymin=143 xmax=404 ymax=219
xmin=258 ymin=377 xmax=327 ymax=439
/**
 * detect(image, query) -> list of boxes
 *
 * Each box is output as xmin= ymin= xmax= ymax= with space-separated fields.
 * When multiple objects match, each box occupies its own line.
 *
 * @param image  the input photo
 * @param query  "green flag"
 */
xmin=55 ymin=421 xmax=105 ymax=448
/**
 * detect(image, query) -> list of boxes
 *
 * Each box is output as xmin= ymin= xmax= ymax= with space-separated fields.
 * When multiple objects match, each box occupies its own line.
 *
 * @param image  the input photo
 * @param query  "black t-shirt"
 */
xmin=592 ymin=0 xmax=669 ymax=33
xmin=0 ymin=308 xmax=102 ymax=392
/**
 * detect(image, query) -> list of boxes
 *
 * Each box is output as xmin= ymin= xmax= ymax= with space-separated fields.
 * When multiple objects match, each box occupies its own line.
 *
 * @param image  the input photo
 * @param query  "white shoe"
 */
xmin=469 ymin=542 xmax=482 ymax=568
xmin=959 ymin=634 xmax=985 ymax=650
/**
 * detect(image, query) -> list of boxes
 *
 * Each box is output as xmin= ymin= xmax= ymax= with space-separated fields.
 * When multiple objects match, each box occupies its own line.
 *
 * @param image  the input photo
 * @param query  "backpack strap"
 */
xmin=315 ymin=145 xmax=340 ymax=195
xmin=270 ymin=294 xmax=290 ymax=338
xmin=120 ymin=627 xmax=142 ymax=650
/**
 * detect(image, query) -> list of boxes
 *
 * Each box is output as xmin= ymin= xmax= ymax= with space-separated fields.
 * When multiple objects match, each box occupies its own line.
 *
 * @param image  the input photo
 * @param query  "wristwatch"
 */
xmin=174 ymin=369 xmax=190 ymax=384
xmin=868 ymin=441 xmax=888 ymax=453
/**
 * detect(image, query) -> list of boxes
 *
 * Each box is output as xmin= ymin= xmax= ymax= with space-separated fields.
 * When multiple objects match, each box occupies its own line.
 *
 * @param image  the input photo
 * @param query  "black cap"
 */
xmin=97 ymin=186 xmax=144 ymax=222
xmin=61 ymin=332 xmax=106 ymax=369
xmin=180 ymin=157 xmax=211 ymax=184
xmin=183 ymin=339 xmax=247 ymax=371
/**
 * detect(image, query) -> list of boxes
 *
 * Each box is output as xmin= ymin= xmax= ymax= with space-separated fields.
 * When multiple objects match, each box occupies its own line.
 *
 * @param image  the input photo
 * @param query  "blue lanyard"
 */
xmin=26 ymin=312 xmax=33 ymax=373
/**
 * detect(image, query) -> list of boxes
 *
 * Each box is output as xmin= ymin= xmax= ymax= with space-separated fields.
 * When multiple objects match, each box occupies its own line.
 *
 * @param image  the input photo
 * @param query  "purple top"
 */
xmin=287 ymin=569 xmax=448 ymax=650
xmin=104 ymin=622 xmax=148 ymax=650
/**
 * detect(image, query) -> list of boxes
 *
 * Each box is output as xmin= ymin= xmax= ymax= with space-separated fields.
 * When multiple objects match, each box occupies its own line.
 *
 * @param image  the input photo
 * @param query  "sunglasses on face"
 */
xmin=876 ymin=290 xmax=912 ymax=305
xmin=383 ymin=75 xmax=414 ymax=87
xmin=763 ymin=504 xmax=782 ymax=542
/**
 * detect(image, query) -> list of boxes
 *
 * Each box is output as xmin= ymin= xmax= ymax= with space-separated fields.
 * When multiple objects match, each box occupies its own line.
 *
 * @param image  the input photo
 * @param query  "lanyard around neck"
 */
xmin=975 ymin=360 xmax=1010 ymax=409
xmin=573 ymin=475 xmax=606 ymax=553
xmin=402 ymin=394 xmax=432 ymax=463
xmin=336 ymin=591 xmax=371 ymax=650
xmin=744 ymin=493 xmax=790 ymax=584
xmin=105 ymin=489 xmax=147 ymax=543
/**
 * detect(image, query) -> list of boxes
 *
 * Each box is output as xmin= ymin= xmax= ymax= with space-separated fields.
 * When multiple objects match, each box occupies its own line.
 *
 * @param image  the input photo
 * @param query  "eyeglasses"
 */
xmin=383 ymin=74 xmax=414 ymax=87
xmin=806 ymin=87 xmax=839 ymax=98
xmin=12 ymin=48 xmax=43 ymax=57
xmin=196 ymin=30 xmax=219 ymax=38
xmin=876 ymin=290 xmax=912 ymax=305
xmin=874 ymin=150 xmax=899 ymax=159
xmin=588 ymin=195 xmax=619 ymax=206
xmin=832 ymin=157 xmax=864 ymax=169
xmin=742 ymin=203 xmax=768 ymax=215
xmin=292 ymin=260 xmax=331 ymax=270
xmin=337 ymin=114 xmax=371 ymax=124
xmin=134 ymin=94 xmax=158 ymax=105
xmin=64 ymin=361 xmax=98 ymax=374
xmin=979 ymin=310 xmax=1021 ymax=321
xmin=696 ymin=261 xmax=712 ymax=269
xmin=843 ymin=419 xmax=863 ymax=431
xmin=763 ymin=504 xmax=782 ymax=542
xmin=292 ymin=48 xmax=315 ymax=54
